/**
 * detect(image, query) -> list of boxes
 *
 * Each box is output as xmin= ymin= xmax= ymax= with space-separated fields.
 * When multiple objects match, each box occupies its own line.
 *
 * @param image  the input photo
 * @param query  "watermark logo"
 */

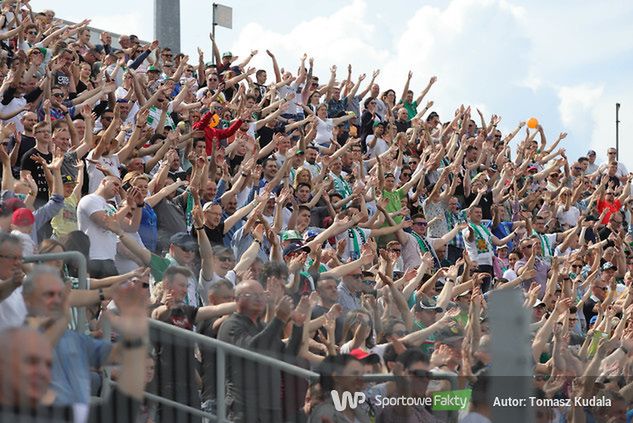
xmin=432 ymin=389 xmax=472 ymax=411
xmin=331 ymin=390 xmax=366 ymax=411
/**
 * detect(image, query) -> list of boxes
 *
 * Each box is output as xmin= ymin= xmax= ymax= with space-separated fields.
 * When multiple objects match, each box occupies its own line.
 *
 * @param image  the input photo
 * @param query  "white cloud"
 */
xmin=557 ymin=84 xmax=603 ymax=127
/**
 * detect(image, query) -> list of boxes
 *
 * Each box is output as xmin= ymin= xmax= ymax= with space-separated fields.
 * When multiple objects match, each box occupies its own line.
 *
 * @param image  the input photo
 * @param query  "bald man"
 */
xmin=217 ymin=280 xmax=303 ymax=423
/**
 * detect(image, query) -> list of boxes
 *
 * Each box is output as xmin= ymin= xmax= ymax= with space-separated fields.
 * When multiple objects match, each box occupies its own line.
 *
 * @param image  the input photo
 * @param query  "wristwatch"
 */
xmin=122 ymin=338 xmax=147 ymax=350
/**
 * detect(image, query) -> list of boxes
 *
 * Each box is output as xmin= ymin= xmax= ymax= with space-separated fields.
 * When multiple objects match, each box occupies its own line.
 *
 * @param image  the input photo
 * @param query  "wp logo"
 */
xmin=331 ymin=390 xmax=366 ymax=411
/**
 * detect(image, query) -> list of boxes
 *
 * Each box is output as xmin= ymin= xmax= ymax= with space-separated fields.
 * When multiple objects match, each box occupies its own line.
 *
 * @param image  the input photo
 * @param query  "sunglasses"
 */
xmin=413 ymin=222 xmax=427 ymax=227
xmin=52 ymin=93 xmax=64 ymax=98
xmin=217 ymin=256 xmax=233 ymax=262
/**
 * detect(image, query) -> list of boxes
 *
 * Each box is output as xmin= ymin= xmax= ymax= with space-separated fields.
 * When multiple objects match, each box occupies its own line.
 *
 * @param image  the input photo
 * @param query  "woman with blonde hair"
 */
xmin=555 ymin=187 xmax=580 ymax=230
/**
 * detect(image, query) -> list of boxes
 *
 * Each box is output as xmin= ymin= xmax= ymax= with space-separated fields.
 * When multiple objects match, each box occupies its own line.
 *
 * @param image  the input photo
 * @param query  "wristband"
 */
xmin=136 ymin=202 xmax=144 ymax=208
xmin=195 ymin=227 xmax=204 ymax=231
xmin=621 ymin=346 xmax=629 ymax=355
xmin=254 ymin=239 xmax=262 ymax=245
xmin=98 ymin=288 xmax=105 ymax=302
xmin=122 ymin=338 xmax=147 ymax=350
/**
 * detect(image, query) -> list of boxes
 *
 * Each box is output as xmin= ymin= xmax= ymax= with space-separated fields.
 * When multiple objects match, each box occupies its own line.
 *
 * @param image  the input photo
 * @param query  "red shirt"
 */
xmin=597 ymin=198 xmax=621 ymax=223
xmin=192 ymin=111 xmax=243 ymax=156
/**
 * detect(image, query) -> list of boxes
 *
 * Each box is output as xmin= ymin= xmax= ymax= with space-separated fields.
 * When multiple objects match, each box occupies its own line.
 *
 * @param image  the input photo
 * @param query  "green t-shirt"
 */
xmin=382 ymin=188 xmax=407 ymax=223
xmin=150 ymin=254 xmax=171 ymax=283
xmin=401 ymin=100 xmax=418 ymax=120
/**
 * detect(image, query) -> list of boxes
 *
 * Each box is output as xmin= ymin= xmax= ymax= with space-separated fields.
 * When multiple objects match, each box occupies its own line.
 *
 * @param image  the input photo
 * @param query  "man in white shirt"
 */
xmin=597 ymin=147 xmax=628 ymax=181
xmin=0 ymin=233 xmax=26 ymax=330
xmin=77 ymin=175 xmax=122 ymax=277
xmin=462 ymin=205 xmax=517 ymax=292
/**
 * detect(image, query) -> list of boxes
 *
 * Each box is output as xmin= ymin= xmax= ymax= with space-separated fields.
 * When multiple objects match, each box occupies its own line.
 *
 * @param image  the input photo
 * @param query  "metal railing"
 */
xmin=145 ymin=319 xmax=460 ymax=423
xmin=23 ymin=251 xmax=89 ymax=332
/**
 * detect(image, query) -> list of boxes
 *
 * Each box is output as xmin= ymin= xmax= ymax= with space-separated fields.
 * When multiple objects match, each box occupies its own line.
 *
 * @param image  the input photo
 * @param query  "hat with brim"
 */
xmin=532 ymin=299 xmax=546 ymax=308
xmin=281 ymin=230 xmax=303 ymax=242
xmin=349 ymin=348 xmax=380 ymax=364
xmin=283 ymin=242 xmax=311 ymax=257
xmin=418 ymin=299 xmax=443 ymax=313
xmin=169 ymin=232 xmax=197 ymax=250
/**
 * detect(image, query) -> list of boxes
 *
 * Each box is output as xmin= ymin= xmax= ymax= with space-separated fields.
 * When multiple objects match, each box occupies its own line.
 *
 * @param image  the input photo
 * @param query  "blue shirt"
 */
xmin=139 ymin=203 xmax=158 ymax=252
xmin=51 ymin=330 xmax=112 ymax=405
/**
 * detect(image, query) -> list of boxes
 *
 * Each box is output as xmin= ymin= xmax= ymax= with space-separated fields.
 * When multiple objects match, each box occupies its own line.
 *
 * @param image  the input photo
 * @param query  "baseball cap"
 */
xmin=62 ymin=174 xmax=76 ymax=184
xmin=532 ymin=299 xmax=546 ymax=308
xmin=147 ymin=65 xmax=160 ymax=73
xmin=602 ymin=261 xmax=616 ymax=271
xmin=169 ymin=232 xmax=197 ymax=251
xmin=222 ymin=51 xmax=233 ymax=58
xmin=304 ymin=228 xmax=322 ymax=241
xmin=417 ymin=299 xmax=443 ymax=312
xmin=372 ymin=121 xmax=385 ymax=128
xmin=12 ymin=208 xmax=35 ymax=227
xmin=282 ymin=242 xmax=310 ymax=257
xmin=587 ymin=150 xmax=596 ymax=156
xmin=212 ymin=245 xmax=234 ymax=258
xmin=280 ymin=230 xmax=303 ymax=242
xmin=349 ymin=348 xmax=380 ymax=364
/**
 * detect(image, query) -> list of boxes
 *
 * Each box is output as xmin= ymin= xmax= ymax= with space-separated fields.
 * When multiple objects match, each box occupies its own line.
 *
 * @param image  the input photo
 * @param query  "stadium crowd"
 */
xmin=0 ymin=2 xmax=633 ymax=423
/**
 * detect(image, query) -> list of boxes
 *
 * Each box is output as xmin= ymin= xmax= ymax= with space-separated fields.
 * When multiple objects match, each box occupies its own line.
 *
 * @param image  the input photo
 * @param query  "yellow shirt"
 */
xmin=51 ymin=193 xmax=79 ymax=239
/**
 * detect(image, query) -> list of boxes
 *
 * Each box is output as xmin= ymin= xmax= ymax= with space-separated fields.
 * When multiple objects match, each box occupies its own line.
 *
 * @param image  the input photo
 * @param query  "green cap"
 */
xmin=280 ymin=230 xmax=303 ymax=242
xmin=222 ymin=51 xmax=233 ymax=58
xmin=147 ymin=65 xmax=160 ymax=72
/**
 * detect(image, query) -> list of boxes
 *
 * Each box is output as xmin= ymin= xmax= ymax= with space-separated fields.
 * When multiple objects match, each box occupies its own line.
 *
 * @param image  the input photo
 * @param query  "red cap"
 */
xmin=349 ymin=348 xmax=380 ymax=364
xmin=12 ymin=208 xmax=35 ymax=227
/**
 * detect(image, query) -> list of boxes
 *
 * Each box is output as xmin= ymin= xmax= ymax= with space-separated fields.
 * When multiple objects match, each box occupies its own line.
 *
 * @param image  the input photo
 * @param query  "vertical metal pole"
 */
xmin=489 ymin=289 xmax=533 ymax=423
xmin=216 ymin=348 xmax=226 ymax=423
xmin=211 ymin=3 xmax=217 ymax=65
xmin=154 ymin=0 xmax=181 ymax=54
xmin=616 ymin=103 xmax=621 ymax=161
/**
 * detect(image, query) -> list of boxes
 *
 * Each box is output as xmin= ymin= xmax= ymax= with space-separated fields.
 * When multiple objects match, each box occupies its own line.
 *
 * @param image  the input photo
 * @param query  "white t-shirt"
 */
xmin=77 ymin=193 xmax=118 ymax=260
xmin=0 ymin=286 xmax=26 ymax=331
xmin=11 ymin=230 xmax=35 ymax=256
xmin=462 ymin=223 xmax=495 ymax=266
xmin=86 ymin=150 xmax=121 ymax=194
xmin=556 ymin=205 xmax=580 ymax=227
xmin=336 ymin=227 xmax=371 ymax=262
xmin=314 ymin=117 xmax=334 ymax=146
xmin=366 ymin=135 xmax=389 ymax=158
xmin=401 ymin=232 xmax=442 ymax=271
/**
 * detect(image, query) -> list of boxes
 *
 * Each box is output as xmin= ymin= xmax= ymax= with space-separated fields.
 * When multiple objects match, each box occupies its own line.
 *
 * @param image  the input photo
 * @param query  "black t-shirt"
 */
xmin=256 ymin=126 xmax=274 ymax=149
xmin=15 ymin=134 xmax=36 ymax=170
xmin=198 ymin=317 xmax=221 ymax=401
xmin=395 ymin=120 xmax=411 ymax=133
xmin=20 ymin=147 xmax=52 ymax=205
xmin=192 ymin=222 xmax=225 ymax=246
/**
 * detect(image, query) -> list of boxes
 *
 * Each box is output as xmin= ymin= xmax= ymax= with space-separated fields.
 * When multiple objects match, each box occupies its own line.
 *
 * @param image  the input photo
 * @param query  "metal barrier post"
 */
xmin=216 ymin=348 xmax=226 ymax=423
xmin=24 ymin=252 xmax=89 ymax=332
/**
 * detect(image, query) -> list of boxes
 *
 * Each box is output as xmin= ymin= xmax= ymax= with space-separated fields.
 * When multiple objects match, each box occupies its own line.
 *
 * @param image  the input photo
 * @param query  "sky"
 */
xmin=31 ymin=0 xmax=633 ymax=168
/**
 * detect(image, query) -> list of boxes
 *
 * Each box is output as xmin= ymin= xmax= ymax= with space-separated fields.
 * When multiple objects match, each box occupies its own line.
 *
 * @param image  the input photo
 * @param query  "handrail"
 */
xmin=23 ymin=251 xmax=89 ymax=332
xmin=148 ymin=319 xmax=459 ymax=423
xmin=108 ymin=380 xmax=218 ymax=421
